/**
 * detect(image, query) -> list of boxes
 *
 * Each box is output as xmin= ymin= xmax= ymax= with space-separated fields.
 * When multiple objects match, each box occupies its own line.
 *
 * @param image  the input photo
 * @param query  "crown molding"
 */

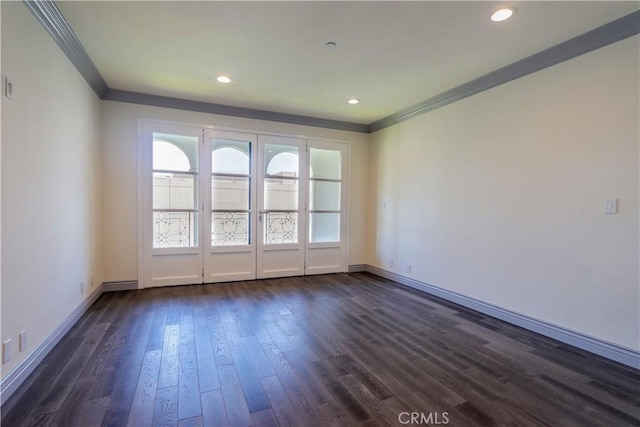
xmin=23 ymin=0 xmax=109 ymax=98
xmin=103 ymin=89 xmax=370 ymax=133
xmin=24 ymin=2 xmax=639 ymax=134
xmin=368 ymin=10 xmax=640 ymax=133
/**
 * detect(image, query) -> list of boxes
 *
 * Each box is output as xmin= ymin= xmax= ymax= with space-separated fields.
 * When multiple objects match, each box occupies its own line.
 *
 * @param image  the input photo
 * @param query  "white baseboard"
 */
xmin=364 ymin=265 xmax=640 ymax=370
xmin=348 ymin=264 xmax=367 ymax=273
xmin=0 ymin=283 xmax=104 ymax=405
xmin=103 ymin=280 xmax=138 ymax=292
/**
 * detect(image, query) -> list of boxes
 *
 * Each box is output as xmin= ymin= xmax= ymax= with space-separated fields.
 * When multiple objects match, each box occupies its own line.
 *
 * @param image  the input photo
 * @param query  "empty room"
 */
xmin=1 ymin=1 xmax=639 ymax=426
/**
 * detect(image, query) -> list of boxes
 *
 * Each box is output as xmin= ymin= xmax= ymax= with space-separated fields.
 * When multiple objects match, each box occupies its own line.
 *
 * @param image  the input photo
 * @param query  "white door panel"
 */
xmin=257 ymin=135 xmax=306 ymax=279
xmin=142 ymin=123 xmax=203 ymax=288
xmin=204 ymin=130 xmax=257 ymax=282
xmin=306 ymin=140 xmax=348 ymax=275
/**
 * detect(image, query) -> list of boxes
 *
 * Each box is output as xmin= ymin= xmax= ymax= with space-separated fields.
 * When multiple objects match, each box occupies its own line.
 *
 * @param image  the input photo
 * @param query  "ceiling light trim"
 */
xmin=103 ymin=89 xmax=370 ymax=133
xmin=368 ymin=10 xmax=640 ymax=133
xmin=23 ymin=0 xmax=108 ymax=98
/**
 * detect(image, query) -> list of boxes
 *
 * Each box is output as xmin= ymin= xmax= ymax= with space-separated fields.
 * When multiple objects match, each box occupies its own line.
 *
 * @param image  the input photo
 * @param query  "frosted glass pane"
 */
xmin=212 ymin=176 xmax=249 ymax=210
xmin=309 ymin=213 xmax=340 ymax=243
xmin=310 ymin=148 xmax=341 ymax=179
xmin=264 ymin=212 xmax=298 ymax=244
xmin=153 ymin=133 xmax=198 ymax=172
xmin=264 ymin=178 xmax=298 ymax=211
xmin=153 ymin=212 xmax=198 ymax=247
xmin=265 ymin=144 xmax=299 ymax=177
xmin=212 ymin=212 xmax=249 ymax=246
xmin=212 ymin=139 xmax=250 ymax=175
xmin=309 ymin=181 xmax=341 ymax=211
xmin=153 ymin=173 xmax=196 ymax=210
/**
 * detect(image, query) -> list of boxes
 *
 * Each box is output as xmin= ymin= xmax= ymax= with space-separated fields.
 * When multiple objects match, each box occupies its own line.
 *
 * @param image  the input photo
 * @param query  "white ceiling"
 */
xmin=56 ymin=1 xmax=639 ymax=124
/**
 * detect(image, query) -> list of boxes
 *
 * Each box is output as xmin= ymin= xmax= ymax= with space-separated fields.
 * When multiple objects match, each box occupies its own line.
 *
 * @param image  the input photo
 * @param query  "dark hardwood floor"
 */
xmin=2 ymin=273 xmax=638 ymax=426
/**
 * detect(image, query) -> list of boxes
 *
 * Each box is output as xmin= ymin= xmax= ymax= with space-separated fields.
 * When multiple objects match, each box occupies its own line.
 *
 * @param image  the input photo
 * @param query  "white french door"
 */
xmin=142 ymin=123 xmax=204 ymax=287
xmin=256 ymin=135 xmax=306 ymax=278
xmin=204 ymin=130 xmax=257 ymax=282
xmin=306 ymin=139 xmax=348 ymax=275
xmin=140 ymin=122 xmax=348 ymax=288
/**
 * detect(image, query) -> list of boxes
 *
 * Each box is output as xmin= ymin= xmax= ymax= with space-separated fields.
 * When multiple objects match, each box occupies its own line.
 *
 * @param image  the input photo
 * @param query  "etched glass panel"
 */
xmin=309 ymin=181 xmax=341 ymax=211
xmin=264 ymin=212 xmax=298 ymax=244
xmin=309 ymin=212 xmax=340 ymax=243
xmin=212 ymin=176 xmax=249 ymax=210
xmin=264 ymin=178 xmax=298 ymax=211
xmin=153 ymin=211 xmax=198 ymax=248
xmin=212 ymin=212 xmax=249 ymax=246
xmin=309 ymin=148 xmax=341 ymax=179
xmin=153 ymin=173 xmax=196 ymax=210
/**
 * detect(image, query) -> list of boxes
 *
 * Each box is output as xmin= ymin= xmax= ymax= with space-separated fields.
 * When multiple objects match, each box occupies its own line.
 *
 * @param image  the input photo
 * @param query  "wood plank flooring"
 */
xmin=2 ymin=273 xmax=638 ymax=426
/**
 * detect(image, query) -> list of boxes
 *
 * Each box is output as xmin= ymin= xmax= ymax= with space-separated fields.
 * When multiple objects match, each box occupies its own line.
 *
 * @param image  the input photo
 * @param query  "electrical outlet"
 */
xmin=80 ymin=281 xmax=85 ymax=295
xmin=1 ymin=74 xmax=13 ymax=99
xmin=19 ymin=331 xmax=27 ymax=352
xmin=3 ymin=339 xmax=12 ymax=364
xmin=91 ymin=275 xmax=95 ymax=288
xmin=6 ymin=77 xmax=13 ymax=99
xmin=389 ymin=258 xmax=394 ymax=268
xmin=405 ymin=264 xmax=412 ymax=273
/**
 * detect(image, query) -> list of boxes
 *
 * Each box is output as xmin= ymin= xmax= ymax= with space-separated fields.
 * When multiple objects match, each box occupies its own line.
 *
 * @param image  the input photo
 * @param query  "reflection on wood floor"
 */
xmin=2 ymin=273 xmax=638 ymax=426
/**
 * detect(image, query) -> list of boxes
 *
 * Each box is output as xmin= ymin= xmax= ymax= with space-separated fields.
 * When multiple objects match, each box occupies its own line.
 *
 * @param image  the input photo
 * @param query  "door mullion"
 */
xmin=200 ymin=128 xmax=208 ymax=283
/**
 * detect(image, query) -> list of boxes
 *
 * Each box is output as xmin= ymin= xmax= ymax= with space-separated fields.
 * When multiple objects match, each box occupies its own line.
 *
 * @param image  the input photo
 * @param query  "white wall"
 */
xmin=1 ymin=2 xmax=103 ymax=379
xmin=368 ymin=36 xmax=640 ymax=351
xmin=101 ymin=101 xmax=369 ymax=282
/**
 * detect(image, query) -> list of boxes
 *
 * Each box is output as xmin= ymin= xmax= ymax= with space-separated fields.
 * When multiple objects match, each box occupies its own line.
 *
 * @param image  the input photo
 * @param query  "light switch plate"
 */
xmin=604 ymin=198 xmax=617 ymax=214
xmin=2 ymin=339 xmax=12 ymax=364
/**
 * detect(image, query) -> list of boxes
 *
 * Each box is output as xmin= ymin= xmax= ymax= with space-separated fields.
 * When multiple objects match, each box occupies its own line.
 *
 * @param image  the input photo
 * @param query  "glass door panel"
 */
xmin=262 ymin=143 xmax=301 ymax=246
xmin=257 ymin=136 xmax=306 ymax=278
xmin=211 ymin=139 xmax=252 ymax=247
xmin=204 ymin=131 xmax=257 ymax=282
xmin=143 ymin=124 xmax=204 ymax=288
xmin=309 ymin=180 xmax=341 ymax=211
xmin=264 ymin=178 xmax=299 ymax=211
xmin=152 ymin=133 xmax=199 ymax=248
xmin=306 ymin=142 xmax=348 ymax=274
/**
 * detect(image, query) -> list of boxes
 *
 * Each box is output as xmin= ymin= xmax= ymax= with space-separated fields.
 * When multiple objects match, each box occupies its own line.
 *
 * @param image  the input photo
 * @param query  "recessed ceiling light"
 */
xmin=325 ymin=41 xmax=337 ymax=48
xmin=348 ymin=98 xmax=360 ymax=105
xmin=217 ymin=76 xmax=231 ymax=84
xmin=491 ymin=7 xmax=516 ymax=22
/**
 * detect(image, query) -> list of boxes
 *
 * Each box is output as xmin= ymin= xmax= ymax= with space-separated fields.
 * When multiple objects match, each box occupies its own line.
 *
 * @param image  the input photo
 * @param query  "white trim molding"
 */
xmin=0 ymin=283 xmax=104 ymax=405
xmin=103 ymin=280 xmax=138 ymax=292
xmin=365 ymin=265 xmax=640 ymax=370
xmin=348 ymin=264 xmax=367 ymax=273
